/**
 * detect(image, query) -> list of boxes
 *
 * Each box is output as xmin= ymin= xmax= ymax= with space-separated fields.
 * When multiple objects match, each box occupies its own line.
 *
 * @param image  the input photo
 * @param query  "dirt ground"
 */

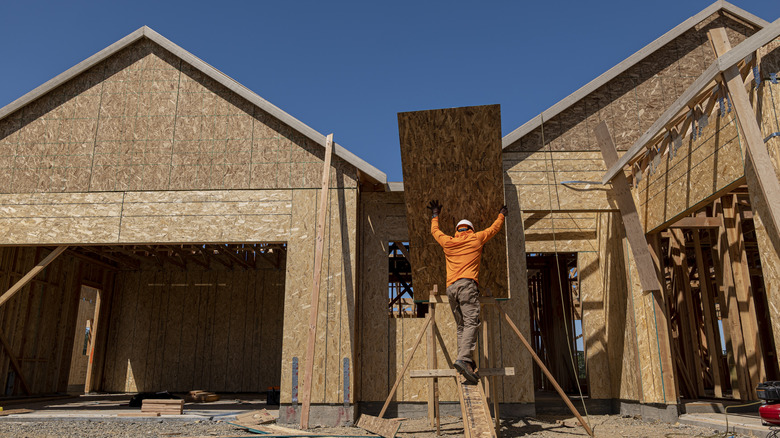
xmin=316 ymin=414 xmax=742 ymax=438
xmin=0 ymin=414 xmax=749 ymax=437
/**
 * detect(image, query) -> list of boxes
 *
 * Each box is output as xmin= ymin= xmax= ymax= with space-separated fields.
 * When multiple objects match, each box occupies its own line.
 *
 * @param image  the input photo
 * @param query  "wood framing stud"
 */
xmin=300 ymin=133 xmax=334 ymax=429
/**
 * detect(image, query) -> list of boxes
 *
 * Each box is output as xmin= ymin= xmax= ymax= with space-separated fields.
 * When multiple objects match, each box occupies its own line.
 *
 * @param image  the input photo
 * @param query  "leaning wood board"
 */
xmin=398 ymin=105 xmax=508 ymax=299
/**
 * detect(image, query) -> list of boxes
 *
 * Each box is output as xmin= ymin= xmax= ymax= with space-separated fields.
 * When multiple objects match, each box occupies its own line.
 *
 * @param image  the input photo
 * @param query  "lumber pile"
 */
xmin=141 ymin=399 xmax=184 ymax=415
xmin=0 ymin=408 xmax=33 ymax=416
xmin=185 ymin=390 xmax=219 ymax=403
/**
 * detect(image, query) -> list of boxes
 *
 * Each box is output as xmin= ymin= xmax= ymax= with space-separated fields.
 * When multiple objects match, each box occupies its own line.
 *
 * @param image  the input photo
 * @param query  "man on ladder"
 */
xmin=427 ymin=200 xmax=507 ymax=384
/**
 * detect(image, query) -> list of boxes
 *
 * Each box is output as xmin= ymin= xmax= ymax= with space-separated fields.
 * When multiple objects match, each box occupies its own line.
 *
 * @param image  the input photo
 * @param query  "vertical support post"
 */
xmin=692 ymin=231 xmax=723 ymax=398
xmin=722 ymin=195 xmax=764 ymax=392
xmin=595 ymin=121 xmax=676 ymax=402
xmin=712 ymin=199 xmax=750 ymax=399
xmin=670 ymin=228 xmax=706 ymax=397
xmin=647 ymin=234 xmax=678 ymax=401
xmin=84 ymin=289 xmax=102 ymax=394
xmin=300 ymin=133 xmax=334 ymax=429
xmin=427 ymin=287 xmax=440 ymax=435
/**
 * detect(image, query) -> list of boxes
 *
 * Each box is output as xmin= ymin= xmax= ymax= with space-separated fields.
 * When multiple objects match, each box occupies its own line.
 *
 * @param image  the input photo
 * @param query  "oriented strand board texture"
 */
xmin=752 ymin=41 xmax=780 ymax=371
xmin=0 ymin=248 xmax=113 ymax=396
xmin=0 ymin=38 xmax=357 ymax=195
xmin=523 ymin=211 xmax=600 ymax=253
xmin=0 ymin=190 xmax=292 ymax=245
xmin=398 ymin=105 xmax=508 ymax=299
xmin=279 ymin=188 xmax=357 ymax=405
xmin=101 ymin=263 xmax=285 ymax=393
xmin=357 ymin=192 xmax=531 ymax=403
xmin=504 ymin=151 xmax=615 ymax=211
xmin=635 ymin=111 xmax=744 ymax=233
xmin=578 ymin=250 xmax=611 ymax=399
xmin=503 ymin=13 xmax=757 ymax=155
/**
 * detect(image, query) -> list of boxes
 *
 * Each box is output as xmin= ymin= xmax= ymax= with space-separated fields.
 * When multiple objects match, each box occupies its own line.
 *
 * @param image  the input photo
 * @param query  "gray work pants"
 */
xmin=446 ymin=278 xmax=480 ymax=365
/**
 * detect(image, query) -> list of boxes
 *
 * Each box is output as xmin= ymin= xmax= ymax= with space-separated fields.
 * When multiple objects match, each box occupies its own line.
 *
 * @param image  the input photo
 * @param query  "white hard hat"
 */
xmin=457 ymin=219 xmax=474 ymax=230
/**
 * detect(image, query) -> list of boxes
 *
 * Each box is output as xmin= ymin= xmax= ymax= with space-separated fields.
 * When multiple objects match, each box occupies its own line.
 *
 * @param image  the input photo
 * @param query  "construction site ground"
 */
xmin=0 ymin=393 xmax=771 ymax=438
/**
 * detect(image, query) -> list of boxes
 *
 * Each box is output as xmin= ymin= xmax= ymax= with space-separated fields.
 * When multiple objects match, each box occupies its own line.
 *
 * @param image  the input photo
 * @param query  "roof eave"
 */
xmin=501 ymin=0 xmax=770 ymax=149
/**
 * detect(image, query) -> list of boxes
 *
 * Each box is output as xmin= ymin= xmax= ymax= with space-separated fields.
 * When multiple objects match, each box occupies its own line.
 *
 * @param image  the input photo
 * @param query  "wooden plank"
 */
xmin=411 ymin=368 xmax=515 ymax=378
xmin=647 ymin=234 xmax=678 ymax=402
xmin=692 ymin=231 xmax=723 ymax=398
xmin=711 ymin=199 xmax=749 ymax=399
xmin=722 ymin=195 xmax=764 ymax=394
xmin=398 ymin=105 xmax=507 ymax=300
xmin=595 ymin=122 xmax=661 ymax=292
xmin=710 ymin=27 xmax=780 ymax=249
xmin=356 ymin=414 xmax=401 ymax=438
xmin=456 ymin=377 xmax=496 ymax=438
xmin=426 ymin=298 xmax=438 ymax=430
xmin=0 ymin=246 xmax=67 ymax=308
xmin=84 ymin=288 xmax=101 ymax=394
xmin=495 ymin=302 xmax=593 ymax=436
xmin=0 ymin=408 xmax=33 ymax=416
xmin=670 ymin=228 xmax=706 ymax=397
xmin=116 ymin=412 xmax=160 ymax=417
xmin=668 ymin=217 xmax=722 ymax=229
xmin=300 ymin=133 xmax=334 ymax=429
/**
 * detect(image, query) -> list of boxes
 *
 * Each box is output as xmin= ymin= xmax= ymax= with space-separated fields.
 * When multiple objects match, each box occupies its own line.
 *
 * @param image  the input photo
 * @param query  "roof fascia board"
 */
xmin=0 ymin=26 xmax=387 ymax=185
xmin=601 ymin=16 xmax=780 ymax=184
xmin=501 ymin=1 xmax=769 ymax=149
xmin=0 ymin=27 xmax=145 ymax=121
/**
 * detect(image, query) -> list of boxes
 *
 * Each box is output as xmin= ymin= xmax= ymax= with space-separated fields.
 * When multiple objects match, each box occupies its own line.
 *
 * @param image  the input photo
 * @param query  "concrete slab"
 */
xmin=679 ymin=413 xmax=775 ymax=437
xmin=0 ymin=393 xmax=277 ymax=422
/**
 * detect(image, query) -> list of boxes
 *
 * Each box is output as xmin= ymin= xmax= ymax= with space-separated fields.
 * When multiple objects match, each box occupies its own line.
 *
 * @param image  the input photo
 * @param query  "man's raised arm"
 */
xmin=476 ymin=205 xmax=507 ymax=243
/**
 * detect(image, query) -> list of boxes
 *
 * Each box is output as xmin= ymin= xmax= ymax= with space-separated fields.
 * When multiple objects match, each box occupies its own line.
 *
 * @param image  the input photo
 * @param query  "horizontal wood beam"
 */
xmin=668 ymin=217 xmax=722 ymax=229
xmin=410 ymin=368 xmax=515 ymax=378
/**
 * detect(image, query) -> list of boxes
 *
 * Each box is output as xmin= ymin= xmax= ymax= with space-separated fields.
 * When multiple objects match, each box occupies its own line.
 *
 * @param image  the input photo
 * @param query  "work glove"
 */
xmin=427 ymin=200 xmax=442 ymax=218
xmin=499 ymin=205 xmax=508 ymax=217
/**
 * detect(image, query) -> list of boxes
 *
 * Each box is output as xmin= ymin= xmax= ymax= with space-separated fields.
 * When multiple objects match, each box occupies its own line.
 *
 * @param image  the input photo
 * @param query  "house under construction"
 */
xmin=1 ymin=0 xmax=780 ymax=428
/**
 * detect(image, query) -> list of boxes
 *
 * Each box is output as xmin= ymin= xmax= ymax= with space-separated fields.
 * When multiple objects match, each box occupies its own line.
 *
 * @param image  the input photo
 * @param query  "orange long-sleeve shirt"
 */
xmin=431 ymin=214 xmax=505 ymax=287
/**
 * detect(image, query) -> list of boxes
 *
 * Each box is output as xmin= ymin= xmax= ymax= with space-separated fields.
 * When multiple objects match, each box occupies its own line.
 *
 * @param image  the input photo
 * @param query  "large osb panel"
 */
xmin=636 ymin=110 xmax=744 ymax=233
xmin=503 ymin=151 xmax=614 ymax=212
xmin=503 ymin=12 xmax=757 ymax=155
xmin=280 ymin=188 xmax=357 ymax=405
xmin=578 ymin=250 xmax=611 ymax=399
xmin=0 ymin=38 xmax=356 ymax=195
xmin=357 ymin=192 xmax=530 ymax=403
xmin=0 ymin=190 xmax=293 ymax=245
xmin=398 ymin=105 xmax=508 ymax=300
xmin=101 ymin=265 xmax=285 ymax=393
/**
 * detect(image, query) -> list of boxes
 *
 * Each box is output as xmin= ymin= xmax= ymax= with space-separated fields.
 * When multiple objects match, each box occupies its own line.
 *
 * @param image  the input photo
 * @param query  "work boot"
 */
xmin=454 ymin=360 xmax=479 ymax=384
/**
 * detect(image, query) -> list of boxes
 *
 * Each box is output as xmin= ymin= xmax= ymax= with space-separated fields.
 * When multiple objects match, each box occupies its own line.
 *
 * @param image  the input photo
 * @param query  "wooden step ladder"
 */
xmin=456 ymin=377 xmax=497 ymax=438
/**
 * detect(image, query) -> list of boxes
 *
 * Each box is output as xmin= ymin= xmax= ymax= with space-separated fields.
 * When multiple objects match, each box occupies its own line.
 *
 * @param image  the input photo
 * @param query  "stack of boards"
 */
xmin=141 ymin=399 xmax=184 ymax=415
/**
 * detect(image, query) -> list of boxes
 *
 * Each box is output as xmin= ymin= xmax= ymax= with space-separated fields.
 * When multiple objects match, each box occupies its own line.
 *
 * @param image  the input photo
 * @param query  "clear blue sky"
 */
xmin=2 ymin=1 xmax=778 ymax=182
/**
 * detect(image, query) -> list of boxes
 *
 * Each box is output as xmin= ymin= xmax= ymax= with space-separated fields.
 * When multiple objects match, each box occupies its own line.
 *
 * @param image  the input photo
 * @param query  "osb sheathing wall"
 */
xmin=358 ymin=192 xmax=531 ymax=403
xmin=0 ymin=38 xmax=359 ymax=404
xmin=101 ymin=265 xmax=285 ymax=393
xmin=750 ymin=40 xmax=780 ymax=371
xmin=501 ymin=13 xmax=758 ymax=404
xmin=0 ymin=248 xmax=113 ymax=395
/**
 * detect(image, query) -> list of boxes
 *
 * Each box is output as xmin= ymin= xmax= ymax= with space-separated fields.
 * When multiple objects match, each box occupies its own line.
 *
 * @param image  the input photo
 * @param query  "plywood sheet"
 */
xmin=398 ymin=105 xmax=507 ymax=299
